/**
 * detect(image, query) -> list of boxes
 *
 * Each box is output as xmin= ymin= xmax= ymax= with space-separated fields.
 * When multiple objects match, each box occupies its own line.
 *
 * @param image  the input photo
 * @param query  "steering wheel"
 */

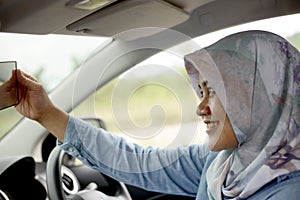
xmin=46 ymin=146 xmax=132 ymax=200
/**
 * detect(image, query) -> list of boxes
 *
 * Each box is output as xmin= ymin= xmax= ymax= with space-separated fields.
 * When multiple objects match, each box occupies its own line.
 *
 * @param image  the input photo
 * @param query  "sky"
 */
xmin=1 ymin=13 xmax=300 ymax=90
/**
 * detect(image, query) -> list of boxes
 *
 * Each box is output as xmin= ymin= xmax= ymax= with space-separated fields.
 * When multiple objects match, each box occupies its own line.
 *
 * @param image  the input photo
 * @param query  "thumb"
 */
xmin=9 ymin=69 xmax=17 ymax=83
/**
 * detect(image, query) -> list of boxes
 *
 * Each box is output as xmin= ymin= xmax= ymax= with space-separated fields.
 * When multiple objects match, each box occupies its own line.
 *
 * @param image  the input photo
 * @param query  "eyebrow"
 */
xmin=198 ymin=81 xmax=208 ymax=88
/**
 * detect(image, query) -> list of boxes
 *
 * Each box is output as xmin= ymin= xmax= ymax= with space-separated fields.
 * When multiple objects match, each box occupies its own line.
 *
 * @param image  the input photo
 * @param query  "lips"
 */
xmin=204 ymin=120 xmax=219 ymax=129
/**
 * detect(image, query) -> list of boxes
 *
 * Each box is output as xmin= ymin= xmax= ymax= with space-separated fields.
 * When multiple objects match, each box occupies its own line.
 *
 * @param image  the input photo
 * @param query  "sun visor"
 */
xmin=66 ymin=0 xmax=189 ymax=40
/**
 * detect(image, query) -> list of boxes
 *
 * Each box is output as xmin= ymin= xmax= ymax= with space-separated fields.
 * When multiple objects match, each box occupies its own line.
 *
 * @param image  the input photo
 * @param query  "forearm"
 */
xmin=37 ymin=104 xmax=69 ymax=142
xmin=60 ymin=116 xmax=205 ymax=196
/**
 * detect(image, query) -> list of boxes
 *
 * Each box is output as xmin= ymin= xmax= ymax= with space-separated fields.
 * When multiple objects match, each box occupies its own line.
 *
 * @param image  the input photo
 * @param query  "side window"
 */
xmin=72 ymin=14 xmax=300 ymax=148
xmin=72 ymin=52 xmax=205 ymax=148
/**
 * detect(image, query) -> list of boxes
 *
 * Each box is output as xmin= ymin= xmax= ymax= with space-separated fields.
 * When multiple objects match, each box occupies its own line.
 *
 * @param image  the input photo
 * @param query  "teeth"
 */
xmin=207 ymin=121 xmax=218 ymax=129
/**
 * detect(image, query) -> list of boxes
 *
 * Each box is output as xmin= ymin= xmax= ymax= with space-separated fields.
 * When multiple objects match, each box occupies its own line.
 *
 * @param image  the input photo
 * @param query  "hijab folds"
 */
xmin=184 ymin=30 xmax=300 ymax=199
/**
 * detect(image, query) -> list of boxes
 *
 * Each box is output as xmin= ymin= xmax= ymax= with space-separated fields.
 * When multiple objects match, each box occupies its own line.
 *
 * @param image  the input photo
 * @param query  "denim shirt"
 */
xmin=59 ymin=116 xmax=219 ymax=199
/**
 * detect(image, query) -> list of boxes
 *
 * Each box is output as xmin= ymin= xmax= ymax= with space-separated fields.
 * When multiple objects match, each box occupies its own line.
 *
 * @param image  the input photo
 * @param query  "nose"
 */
xmin=196 ymin=100 xmax=211 ymax=117
xmin=196 ymin=105 xmax=211 ymax=117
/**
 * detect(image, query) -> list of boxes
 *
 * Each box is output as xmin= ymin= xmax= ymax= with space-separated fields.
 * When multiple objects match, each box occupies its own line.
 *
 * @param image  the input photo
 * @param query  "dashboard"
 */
xmin=0 ymin=156 xmax=46 ymax=199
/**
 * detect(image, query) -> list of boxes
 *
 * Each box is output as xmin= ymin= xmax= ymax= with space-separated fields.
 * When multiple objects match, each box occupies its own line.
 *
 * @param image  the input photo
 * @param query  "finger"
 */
xmin=16 ymin=69 xmax=39 ymax=89
xmin=18 ymin=70 xmax=38 ymax=82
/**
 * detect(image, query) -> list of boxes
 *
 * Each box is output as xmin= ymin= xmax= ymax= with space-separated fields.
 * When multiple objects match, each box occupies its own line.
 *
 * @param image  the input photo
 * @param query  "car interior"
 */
xmin=0 ymin=0 xmax=300 ymax=199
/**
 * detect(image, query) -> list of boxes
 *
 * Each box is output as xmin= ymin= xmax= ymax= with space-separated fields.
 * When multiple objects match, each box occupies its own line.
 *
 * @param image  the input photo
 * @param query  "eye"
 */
xmin=208 ymin=87 xmax=215 ymax=97
xmin=198 ymin=84 xmax=204 ymax=98
xmin=197 ymin=81 xmax=215 ymax=99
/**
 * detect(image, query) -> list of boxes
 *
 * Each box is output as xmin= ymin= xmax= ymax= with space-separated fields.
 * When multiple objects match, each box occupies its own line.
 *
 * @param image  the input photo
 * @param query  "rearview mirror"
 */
xmin=0 ymin=61 xmax=19 ymax=110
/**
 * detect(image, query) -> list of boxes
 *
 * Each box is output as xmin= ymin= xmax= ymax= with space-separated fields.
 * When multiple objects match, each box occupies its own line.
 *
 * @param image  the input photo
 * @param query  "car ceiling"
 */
xmin=1 ymin=0 xmax=300 ymax=39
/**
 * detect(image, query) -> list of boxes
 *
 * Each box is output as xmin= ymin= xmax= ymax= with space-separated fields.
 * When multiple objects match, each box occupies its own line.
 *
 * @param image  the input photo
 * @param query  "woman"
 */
xmin=184 ymin=30 xmax=300 ymax=199
xmin=15 ymin=30 xmax=300 ymax=199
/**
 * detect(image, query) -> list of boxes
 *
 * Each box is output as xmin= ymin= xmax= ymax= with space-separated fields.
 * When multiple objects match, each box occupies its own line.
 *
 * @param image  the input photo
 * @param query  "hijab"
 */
xmin=184 ymin=30 xmax=300 ymax=199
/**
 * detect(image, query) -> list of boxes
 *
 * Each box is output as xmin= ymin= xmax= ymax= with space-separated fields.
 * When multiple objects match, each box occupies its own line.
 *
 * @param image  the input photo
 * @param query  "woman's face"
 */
xmin=196 ymin=74 xmax=238 ymax=151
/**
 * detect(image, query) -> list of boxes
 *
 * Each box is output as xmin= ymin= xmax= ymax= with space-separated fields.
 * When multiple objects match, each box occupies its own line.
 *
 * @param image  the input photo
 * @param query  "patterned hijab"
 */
xmin=184 ymin=30 xmax=300 ymax=199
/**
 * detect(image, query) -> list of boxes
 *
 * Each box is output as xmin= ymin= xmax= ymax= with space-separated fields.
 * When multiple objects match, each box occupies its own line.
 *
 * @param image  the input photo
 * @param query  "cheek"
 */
xmin=211 ymin=97 xmax=226 ymax=119
xmin=221 ymin=116 xmax=238 ymax=149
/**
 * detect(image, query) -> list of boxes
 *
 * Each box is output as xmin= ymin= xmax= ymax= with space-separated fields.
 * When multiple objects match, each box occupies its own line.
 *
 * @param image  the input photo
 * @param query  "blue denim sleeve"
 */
xmin=59 ymin=115 xmax=210 ymax=197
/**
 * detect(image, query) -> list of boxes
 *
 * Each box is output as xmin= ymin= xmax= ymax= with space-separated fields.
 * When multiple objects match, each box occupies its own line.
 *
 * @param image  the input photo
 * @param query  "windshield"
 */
xmin=0 ymin=33 xmax=108 ymax=139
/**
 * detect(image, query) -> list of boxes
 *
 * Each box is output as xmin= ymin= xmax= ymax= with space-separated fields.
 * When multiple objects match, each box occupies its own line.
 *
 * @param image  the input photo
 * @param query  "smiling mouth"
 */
xmin=204 ymin=121 xmax=219 ymax=129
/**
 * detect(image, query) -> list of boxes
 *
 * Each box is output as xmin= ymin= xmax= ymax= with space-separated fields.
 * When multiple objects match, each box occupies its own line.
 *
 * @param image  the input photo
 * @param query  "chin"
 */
xmin=207 ymin=141 xmax=236 ymax=152
xmin=207 ymin=142 xmax=223 ymax=152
